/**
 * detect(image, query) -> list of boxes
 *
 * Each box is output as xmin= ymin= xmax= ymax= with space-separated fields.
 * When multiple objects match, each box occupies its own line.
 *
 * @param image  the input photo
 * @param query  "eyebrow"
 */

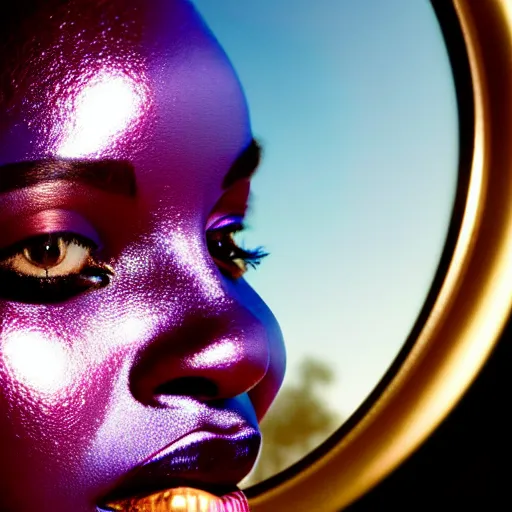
xmin=222 ymin=138 xmax=262 ymax=189
xmin=0 ymin=139 xmax=261 ymax=196
xmin=0 ymin=159 xmax=137 ymax=196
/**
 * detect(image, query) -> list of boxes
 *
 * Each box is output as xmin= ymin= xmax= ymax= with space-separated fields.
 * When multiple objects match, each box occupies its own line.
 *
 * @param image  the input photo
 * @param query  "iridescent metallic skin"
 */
xmin=0 ymin=1 xmax=286 ymax=510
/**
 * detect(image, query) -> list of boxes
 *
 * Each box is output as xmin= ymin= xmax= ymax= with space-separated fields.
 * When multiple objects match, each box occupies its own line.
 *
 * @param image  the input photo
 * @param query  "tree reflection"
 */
xmin=244 ymin=357 xmax=342 ymax=486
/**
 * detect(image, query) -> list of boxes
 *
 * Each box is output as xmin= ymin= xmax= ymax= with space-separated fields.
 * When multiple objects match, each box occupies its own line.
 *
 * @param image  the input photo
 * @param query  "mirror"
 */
xmin=191 ymin=0 xmax=459 ymax=487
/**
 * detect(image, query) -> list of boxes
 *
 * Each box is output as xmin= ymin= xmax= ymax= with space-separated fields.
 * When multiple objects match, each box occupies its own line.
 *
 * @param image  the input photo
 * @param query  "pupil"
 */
xmin=24 ymin=236 xmax=63 ymax=268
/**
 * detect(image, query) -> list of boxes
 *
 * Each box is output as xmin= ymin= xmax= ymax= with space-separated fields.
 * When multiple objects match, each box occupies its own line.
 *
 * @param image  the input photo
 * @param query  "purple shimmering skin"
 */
xmin=0 ymin=1 xmax=286 ymax=511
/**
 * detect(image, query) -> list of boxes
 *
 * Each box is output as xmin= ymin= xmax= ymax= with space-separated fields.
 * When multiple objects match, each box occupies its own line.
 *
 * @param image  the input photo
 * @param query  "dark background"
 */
xmin=346 ymin=313 xmax=511 ymax=510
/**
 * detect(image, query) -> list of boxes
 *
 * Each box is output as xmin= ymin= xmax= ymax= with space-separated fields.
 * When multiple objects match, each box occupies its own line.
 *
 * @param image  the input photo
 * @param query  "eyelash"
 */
xmin=206 ymin=221 xmax=268 ymax=279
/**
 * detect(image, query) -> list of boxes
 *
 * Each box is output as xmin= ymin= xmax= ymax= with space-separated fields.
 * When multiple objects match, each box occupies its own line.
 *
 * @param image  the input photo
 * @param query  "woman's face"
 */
xmin=0 ymin=1 xmax=285 ymax=510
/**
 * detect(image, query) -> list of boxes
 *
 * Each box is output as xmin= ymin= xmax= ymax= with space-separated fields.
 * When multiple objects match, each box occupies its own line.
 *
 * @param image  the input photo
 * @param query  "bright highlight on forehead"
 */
xmin=56 ymin=70 xmax=148 ymax=158
xmin=2 ymin=330 xmax=71 ymax=395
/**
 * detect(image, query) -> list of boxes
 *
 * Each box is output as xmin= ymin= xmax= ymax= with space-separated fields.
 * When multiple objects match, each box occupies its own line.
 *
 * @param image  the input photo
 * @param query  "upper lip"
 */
xmin=99 ymin=419 xmax=260 ymax=505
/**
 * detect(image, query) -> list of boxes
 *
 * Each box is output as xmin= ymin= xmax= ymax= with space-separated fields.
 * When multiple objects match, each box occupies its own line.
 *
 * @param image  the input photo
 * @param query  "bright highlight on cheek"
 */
xmin=116 ymin=317 xmax=150 ymax=346
xmin=105 ymin=314 xmax=157 ymax=354
xmin=56 ymin=70 xmax=147 ymax=158
xmin=2 ymin=331 xmax=71 ymax=394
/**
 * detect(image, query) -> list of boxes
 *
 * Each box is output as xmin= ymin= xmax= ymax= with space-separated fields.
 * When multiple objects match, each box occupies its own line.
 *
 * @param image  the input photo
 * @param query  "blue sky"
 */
xmin=191 ymin=0 xmax=458 ymax=421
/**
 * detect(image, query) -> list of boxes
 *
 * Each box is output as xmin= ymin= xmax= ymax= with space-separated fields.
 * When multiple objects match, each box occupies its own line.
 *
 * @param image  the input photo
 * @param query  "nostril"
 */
xmin=154 ymin=376 xmax=219 ymax=401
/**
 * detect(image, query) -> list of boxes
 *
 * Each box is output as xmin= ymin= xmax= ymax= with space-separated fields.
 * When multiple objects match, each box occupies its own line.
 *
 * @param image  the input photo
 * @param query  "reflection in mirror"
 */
xmin=192 ymin=0 xmax=459 ymax=487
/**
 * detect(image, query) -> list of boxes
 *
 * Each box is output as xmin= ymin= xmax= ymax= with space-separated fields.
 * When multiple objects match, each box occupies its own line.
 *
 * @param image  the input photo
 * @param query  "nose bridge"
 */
xmin=119 ymin=217 xmax=230 ymax=314
xmin=148 ymin=216 xmax=229 ymax=307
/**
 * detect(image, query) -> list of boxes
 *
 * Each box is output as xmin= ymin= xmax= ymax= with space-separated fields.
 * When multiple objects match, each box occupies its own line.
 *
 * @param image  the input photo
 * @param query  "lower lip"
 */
xmin=104 ymin=486 xmax=250 ymax=512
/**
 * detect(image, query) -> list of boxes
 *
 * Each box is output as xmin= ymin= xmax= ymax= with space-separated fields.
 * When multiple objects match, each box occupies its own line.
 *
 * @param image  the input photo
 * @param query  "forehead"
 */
xmin=0 ymin=0 xmax=251 ymax=182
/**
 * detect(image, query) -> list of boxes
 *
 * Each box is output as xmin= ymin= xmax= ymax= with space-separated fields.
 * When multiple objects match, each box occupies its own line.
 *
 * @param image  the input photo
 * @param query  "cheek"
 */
xmin=0 ymin=307 xmax=123 ymax=464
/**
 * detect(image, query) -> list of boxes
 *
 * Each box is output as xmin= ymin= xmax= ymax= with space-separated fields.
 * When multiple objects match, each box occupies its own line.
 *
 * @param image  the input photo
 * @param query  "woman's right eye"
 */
xmin=0 ymin=232 xmax=113 ymax=303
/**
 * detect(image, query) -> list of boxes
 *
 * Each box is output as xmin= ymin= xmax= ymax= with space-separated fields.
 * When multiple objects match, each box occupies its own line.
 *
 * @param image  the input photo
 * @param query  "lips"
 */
xmin=105 ymin=487 xmax=250 ymax=512
xmin=99 ymin=422 xmax=261 ymax=508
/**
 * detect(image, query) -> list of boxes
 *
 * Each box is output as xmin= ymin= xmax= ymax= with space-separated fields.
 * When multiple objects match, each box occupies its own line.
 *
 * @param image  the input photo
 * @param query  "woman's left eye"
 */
xmin=206 ymin=219 xmax=267 ymax=279
xmin=1 ymin=233 xmax=96 ymax=278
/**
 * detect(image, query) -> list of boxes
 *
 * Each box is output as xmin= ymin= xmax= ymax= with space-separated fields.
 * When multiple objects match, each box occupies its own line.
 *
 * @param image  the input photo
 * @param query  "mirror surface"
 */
xmin=191 ymin=0 xmax=459 ymax=486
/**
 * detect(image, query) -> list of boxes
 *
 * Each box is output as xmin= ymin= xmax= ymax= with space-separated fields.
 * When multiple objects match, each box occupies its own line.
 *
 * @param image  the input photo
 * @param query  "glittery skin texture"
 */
xmin=0 ymin=1 xmax=286 ymax=510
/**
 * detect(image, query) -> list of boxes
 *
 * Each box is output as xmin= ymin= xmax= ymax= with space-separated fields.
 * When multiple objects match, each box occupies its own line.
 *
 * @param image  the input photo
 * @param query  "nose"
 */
xmin=129 ymin=306 xmax=271 ymax=407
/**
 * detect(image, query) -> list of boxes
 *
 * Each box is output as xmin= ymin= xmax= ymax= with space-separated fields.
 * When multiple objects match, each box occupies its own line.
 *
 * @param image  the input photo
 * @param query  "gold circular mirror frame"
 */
xmin=247 ymin=1 xmax=512 ymax=510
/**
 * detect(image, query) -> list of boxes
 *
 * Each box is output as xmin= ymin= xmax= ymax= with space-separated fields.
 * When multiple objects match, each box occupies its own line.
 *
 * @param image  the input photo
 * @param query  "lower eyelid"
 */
xmin=0 ymin=265 xmax=112 ymax=304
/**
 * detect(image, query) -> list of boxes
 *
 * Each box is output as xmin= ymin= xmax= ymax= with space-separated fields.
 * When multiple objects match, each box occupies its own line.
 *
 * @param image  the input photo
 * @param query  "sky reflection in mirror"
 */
xmin=192 ymin=0 xmax=458 ymax=420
